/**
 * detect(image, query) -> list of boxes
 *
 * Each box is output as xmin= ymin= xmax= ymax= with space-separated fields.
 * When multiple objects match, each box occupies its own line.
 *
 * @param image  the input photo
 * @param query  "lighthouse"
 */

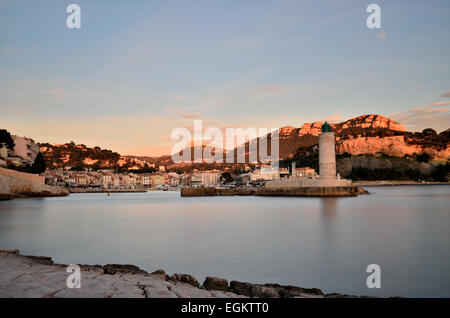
xmin=318 ymin=122 xmax=336 ymax=180
xmin=263 ymin=120 xmax=355 ymax=194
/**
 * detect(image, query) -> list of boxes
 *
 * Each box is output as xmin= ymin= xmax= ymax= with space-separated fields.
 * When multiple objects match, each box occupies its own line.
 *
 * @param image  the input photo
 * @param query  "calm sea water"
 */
xmin=1 ymin=186 xmax=449 ymax=297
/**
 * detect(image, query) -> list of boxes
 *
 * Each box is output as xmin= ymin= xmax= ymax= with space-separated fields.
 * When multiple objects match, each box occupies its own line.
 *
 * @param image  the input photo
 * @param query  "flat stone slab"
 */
xmin=0 ymin=252 xmax=241 ymax=298
xmin=0 ymin=250 xmax=362 ymax=298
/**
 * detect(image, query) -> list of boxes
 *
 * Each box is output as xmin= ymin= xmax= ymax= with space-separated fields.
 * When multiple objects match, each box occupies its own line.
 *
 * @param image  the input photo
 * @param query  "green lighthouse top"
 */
xmin=321 ymin=121 xmax=332 ymax=133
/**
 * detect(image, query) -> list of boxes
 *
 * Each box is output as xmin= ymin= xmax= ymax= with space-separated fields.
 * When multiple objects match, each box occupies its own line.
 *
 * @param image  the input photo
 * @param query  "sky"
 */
xmin=1 ymin=0 xmax=449 ymax=156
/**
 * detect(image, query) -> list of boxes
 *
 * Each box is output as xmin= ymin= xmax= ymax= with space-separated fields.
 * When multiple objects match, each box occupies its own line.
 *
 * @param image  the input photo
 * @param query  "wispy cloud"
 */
xmin=122 ymin=146 xmax=173 ymax=157
xmin=245 ymin=85 xmax=291 ymax=97
xmin=322 ymin=114 xmax=344 ymax=123
xmin=178 ymin=113 xmax=201 ymax=119
xmin=391 ymin=102 xmax=450 ymax=133
xmin=440 ymin=90 xmax=450 ymax=99
xmin=428 ymin=101 xmax=450 ymax=107
xmin=42 ymin=89 xmax=70 ymax=101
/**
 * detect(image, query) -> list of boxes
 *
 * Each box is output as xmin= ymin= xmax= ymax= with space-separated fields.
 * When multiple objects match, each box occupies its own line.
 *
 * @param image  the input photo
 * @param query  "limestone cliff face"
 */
xmin=275 ymin=114 xmax=448 ymax=161
xmin=336 ymin=136 xmax=449 ymax=161
xmin=298 ymin=122 xmax=324 ymax=136
xmin=279 ymin=126 xmax=298 ymax=136
xmin=298 ymin=114 xmax=406 ymax=136
xmin=235 ymin=114 xmax=448 ymax=162
xmin=335 ymin=114 xmax=406 ymax=132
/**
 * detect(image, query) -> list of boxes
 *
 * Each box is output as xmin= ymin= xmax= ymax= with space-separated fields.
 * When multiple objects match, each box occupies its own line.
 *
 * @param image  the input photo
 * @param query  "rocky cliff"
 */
xmin=337 ymin=136 xmax=450 ymax=161
xmin=298 ymin=114 xmax=406 ymax=136
xmin=266 ymin=114 xmax=449 ymax=161
xmin=0 ymin=175 xmax=69 ymax=200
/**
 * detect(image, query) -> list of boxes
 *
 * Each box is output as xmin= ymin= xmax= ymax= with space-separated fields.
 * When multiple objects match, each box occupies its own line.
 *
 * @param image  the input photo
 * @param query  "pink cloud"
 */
xmin=178 ymin=113 xmax=201 ymax=119
xmin=123 ymin=146 xmax=173 ymax=157
xmin=391 ymin=101 xmax=450 ymax=132
xmin=428 ymin=101 xmax=450 ymax=107
xmin=441 ymin=90 xmax=450 ymax=99
xmin=322 ymin=114 xmax=344 ymax=123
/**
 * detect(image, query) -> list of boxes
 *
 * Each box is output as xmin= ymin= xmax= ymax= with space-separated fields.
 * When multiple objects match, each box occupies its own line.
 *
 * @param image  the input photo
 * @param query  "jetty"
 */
xmin=182 ymin=123 xmax=367 ymax=198
xmin=181 ymin=186 xmax=366 ymax=197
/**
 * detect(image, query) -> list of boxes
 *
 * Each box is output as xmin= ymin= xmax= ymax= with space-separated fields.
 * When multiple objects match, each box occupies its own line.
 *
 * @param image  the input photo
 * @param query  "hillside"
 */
xmin=39 ymin=143 xmax=171 ymax=170
xmin=39 ymin=142 xmax=121 ymax=169
xmin=231 ymin=114 xmax=449 ymax=163
xmin=37 ymin=114 xmax=449 ymax=171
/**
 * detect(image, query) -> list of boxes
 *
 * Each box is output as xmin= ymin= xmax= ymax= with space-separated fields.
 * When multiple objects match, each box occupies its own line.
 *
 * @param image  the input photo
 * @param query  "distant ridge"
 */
xmin=37 ymin=114 xmax=449 ymax=169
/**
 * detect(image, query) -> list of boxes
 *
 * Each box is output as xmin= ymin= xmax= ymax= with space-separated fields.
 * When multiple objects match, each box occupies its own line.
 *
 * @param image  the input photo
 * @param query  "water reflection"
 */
xmin=0 ymin=186 xmax=449 ymax=297
xmin=319 ymin=197 xmax=339 ymax=257
xmin=321 ymin=197 xmax=338 ymax=217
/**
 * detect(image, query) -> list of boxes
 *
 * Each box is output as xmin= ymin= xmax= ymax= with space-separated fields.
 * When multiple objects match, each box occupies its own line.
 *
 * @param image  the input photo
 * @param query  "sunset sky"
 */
xmin=1 ymin=0 xmax=449 ymax=156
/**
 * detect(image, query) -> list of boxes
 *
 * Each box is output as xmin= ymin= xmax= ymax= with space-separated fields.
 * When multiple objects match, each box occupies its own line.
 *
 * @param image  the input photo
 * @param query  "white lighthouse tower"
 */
xmin=318 ymin=122 xmax=336 ymax=180
xmin=263 ymin=121 xmax=353 ymax=192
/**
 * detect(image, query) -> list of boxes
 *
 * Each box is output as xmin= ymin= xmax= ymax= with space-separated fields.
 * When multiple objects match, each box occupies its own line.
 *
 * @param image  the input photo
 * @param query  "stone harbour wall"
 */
xmin=258 ymin=186 xmax=362 ymax=197
xmin=181 ymin=186 xmax=365 ymax=197
xmin=0 ymin=167 xmax=44 ymax=184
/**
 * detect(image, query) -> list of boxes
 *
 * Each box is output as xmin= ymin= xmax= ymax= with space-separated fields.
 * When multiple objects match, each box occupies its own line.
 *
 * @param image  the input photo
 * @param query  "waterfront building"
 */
xmin=292 ymin=166 xmax=315 ymax=177
xmin=167 ymin=172 xmax=180 ymax=186
xmin=0 ymin=145 xmax=8 ymax=160
xmin=101 ymin=175 xmax=112 ymax=188
xmin=141 ymin=175 xmax=151 ymax=187
xmin=12 ymin=136 xmax=40 ymax=165
xmin=150 ymin=172 xmax=165 ymax=188
xmin=191 ymin=171 xmax=221 ymax=186
xmin=250 ymin=167 xmax=280 ymax=181
xmin=74 ymin=175 xmax=87 ymax=186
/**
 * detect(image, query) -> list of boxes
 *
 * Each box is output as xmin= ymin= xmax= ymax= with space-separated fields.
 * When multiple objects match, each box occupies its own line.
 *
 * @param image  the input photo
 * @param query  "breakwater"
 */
xmin=181 ymin=186 xmax=367 ymax=197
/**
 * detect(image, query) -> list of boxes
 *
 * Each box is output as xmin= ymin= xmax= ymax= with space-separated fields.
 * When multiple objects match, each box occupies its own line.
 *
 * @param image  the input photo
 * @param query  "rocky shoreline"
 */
xmin=0 ymin=175 xmax=69 ymax=200
xmin=0 ymin=249 xmax=365 ymax=298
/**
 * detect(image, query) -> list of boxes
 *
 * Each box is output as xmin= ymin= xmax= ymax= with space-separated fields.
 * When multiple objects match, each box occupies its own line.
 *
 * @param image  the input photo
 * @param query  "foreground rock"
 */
xmin=0 ymin=250 xmax=241 ymax=298
xmin=0 ymin=250 xmax=361 ymax=298
xmin=0 ymin=175 xmax=68 ymax=200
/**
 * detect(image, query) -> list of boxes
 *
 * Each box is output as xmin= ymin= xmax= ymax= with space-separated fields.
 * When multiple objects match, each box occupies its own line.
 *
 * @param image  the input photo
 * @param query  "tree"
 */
xmin=220 ymin=172 xmax=234 ymax=184
xmin=0 ymin=129 xmax=15 ymax=149
xmin=91 ymin=163 xmax=101 ymax=171
xmin=431 ymin=163 xmax=450 ymax=182
xmin=70 ymin=162 xmax=85 ymax=171
xmin=31 ymin=152 xmax=47 ymax=174
xmin=416 ymin=152 xmax=430 ymax=163
xmin=422 ymin=128 xmax=437 ymax=136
